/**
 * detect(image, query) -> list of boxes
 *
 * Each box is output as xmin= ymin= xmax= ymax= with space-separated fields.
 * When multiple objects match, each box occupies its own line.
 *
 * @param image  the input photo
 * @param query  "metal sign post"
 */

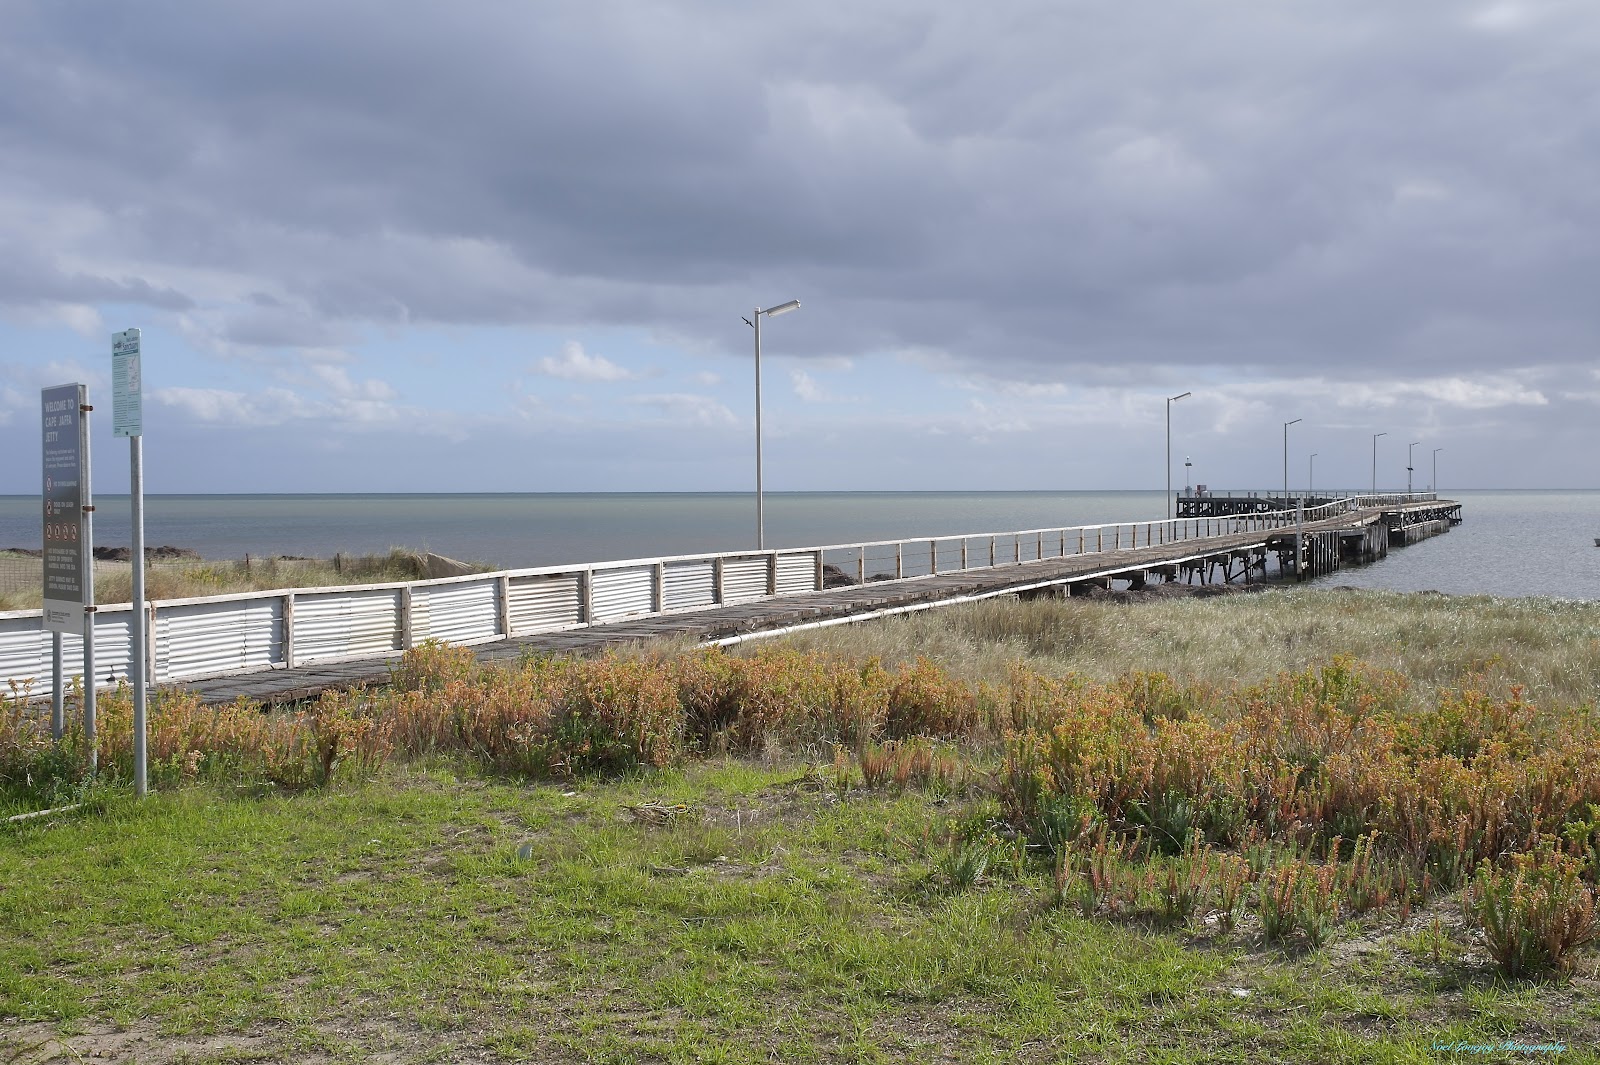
xmin=113 ymin=328 xmax=147 ymax=796
xmin=40 ymin=383 xmax=95 ymax=769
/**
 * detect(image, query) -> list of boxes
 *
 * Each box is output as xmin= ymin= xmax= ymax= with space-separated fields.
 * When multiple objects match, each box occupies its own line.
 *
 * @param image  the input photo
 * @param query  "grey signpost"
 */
xmin=41 ymin=383 xmax=94 ymax=767
xmin=114 ymin=328 xmax=147 ymax=796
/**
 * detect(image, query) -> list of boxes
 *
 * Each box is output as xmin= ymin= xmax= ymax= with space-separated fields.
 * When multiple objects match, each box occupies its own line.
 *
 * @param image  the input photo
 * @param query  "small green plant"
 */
xmin=1258 ymin=859 xmax=1340 ymax=946
xmin=1128 ymin=790 xmax=1196 ymax=856
xmin=1051 ymin=843 xmax=1084 ymax=910
xmin=1153 ymin=831 xmax=1214 ymax=926
xmin=1214 ymin=852 xmax=1252 ymax=930
xmin=1465 ymin=848 xmax=1597 ymax=977
xmin=830 ymin=744 xmax=854 ymax=795
xmin=940 ymin=832 xmax=996 ymax=890
xmin=1337 ymin=833 xmax=1400 ymax=917
xmin=1561 ymin=803 xmax=1600 ymax=877
xmin=1081 ymin=827 xmax=1143 ymax=917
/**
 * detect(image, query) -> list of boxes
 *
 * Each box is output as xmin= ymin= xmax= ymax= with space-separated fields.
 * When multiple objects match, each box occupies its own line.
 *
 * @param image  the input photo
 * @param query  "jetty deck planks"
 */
xmin=179 ymin=503 xmax=1448 ymax=707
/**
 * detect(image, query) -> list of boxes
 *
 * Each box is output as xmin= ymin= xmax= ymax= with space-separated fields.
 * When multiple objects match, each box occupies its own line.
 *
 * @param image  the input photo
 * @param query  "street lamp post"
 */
xmin=743 ymin=299 xmax=801 ymax=550
xmin=1166 ymin=392 xmax=1190 ymax=518
xmin=1407 ymin=441 xmax=1420 ymax=495
xmin=1283 ymin=418 xmax=1301 ymax=499
xmin=1432 ymin=447 xmax=1443 ymax=494
xmin=1309 ymin=453 xmax=1318 ymax=499
xmin=1371 ymin=432 xmax=1387 ymax=497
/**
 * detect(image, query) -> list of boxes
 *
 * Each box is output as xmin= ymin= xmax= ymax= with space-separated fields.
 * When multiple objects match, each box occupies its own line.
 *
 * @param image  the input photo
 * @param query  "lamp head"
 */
xmin=761 ymin=300 xmax=801 ymax=318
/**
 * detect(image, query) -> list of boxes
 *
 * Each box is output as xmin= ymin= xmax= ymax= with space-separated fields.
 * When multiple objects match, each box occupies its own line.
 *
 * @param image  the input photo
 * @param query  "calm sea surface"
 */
xmin=1 ymin=490 xmax=1595 ymax=600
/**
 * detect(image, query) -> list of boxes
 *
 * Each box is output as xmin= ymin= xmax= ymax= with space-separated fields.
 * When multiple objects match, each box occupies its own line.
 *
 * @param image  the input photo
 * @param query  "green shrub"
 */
xmin=1465 ymin=848 xmax=1597 ymax=977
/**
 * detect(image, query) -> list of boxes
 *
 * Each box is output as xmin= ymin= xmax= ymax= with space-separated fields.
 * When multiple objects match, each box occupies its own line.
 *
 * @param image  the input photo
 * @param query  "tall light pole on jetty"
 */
xmin=1166 ymin=392 xmax=1190 ymax=518
xmin=1371 ymin=432 xmax=1387 ymax=497
xmin=743 ymin=300 xmax=801 ymax=551
xmin=1408 ymin=441 xmax=1421 ymax=495
xmin=1433 ymin=447 xmax=1443 ymax=493
xmin=1282 ymin=418 xmax=1301 ymax=499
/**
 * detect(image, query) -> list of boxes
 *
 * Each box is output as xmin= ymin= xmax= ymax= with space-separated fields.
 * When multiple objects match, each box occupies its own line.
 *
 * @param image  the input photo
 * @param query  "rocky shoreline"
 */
xmin=1 ymin=545 xmax=201 ymax=562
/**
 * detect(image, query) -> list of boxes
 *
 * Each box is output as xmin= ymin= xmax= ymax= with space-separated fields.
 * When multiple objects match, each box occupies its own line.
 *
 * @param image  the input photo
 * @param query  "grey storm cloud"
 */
xmin=2 ymin=0 xmax=1598 ymax=381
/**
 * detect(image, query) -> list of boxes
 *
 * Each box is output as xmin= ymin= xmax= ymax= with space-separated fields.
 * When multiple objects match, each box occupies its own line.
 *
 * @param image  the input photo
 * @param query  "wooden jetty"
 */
xmin=176 ymin=497 xmax=1457 ymax=707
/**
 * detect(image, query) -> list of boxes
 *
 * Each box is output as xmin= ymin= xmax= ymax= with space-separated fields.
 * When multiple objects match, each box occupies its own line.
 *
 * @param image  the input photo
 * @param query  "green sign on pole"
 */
xmin=112 ymin=328 xmax=142 ymax=438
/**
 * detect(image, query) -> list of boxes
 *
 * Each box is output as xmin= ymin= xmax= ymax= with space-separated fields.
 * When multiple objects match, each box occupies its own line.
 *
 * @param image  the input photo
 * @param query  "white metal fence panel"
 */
xmin=0 ymin=616 xmax=48 ymax=699
xmin=89 ymin=611 xmax=135 ymax=689
xmin=509 ymin=573 xmax=581 ymax=633
xmin=294 ymin=589 xmax=401 ymax=663
xmin=775 ymin=553 xmax=817 ymax=595
xmin=415 ymin=579 xmax=499 ymax=644
xmin=159 ymin=598 xmax=283 ymax=682
xmin=0 ymin=612 xmax=133 ymax=697
xmin=663 ymin=560 xmax=715 ymax=611
xmin=722 ymin=557 xmax=768 ymax=603
xmin=591 ymin=566 xmax=653 ymax=623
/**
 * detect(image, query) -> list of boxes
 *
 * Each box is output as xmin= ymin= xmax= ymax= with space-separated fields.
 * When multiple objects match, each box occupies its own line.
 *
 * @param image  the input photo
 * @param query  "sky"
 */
xmin=1 ymin=0 xmax=1596 ymax=494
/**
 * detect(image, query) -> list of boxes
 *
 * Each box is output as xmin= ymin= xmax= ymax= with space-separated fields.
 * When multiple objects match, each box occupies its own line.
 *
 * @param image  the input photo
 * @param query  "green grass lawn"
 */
xmin=5 ymin=759 xmax=1597 ymax=1064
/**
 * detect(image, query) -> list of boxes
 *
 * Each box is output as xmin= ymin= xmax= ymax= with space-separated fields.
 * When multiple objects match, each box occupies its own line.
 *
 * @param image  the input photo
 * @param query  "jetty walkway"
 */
xmin=0 ymin=495 xmax=1458 ymax=707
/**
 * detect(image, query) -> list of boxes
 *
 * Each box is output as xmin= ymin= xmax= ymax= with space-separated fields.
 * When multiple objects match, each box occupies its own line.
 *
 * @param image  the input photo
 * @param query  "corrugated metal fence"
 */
xmin=0 ymin=497 xmax=1413 ymax=699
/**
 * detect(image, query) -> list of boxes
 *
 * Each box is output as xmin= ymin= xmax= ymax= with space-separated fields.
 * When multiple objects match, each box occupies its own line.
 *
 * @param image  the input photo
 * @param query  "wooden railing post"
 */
xmin=497 ymin=575 xmax=512 ymax=637
xmin=282 ymin=592 xmax=296 ymax=668
xmin=399 ymin=585 xmax=413 ymax=650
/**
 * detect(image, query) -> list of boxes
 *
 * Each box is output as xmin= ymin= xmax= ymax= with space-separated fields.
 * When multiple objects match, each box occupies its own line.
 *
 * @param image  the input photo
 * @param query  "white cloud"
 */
xmin=154 ymin=386 xmax=312 ymax=426
xmin=310 ymin=364 xmax=398 ymax=401
xmin=692 ymin=370 xmax=721 ymax=386
xmin=627 ymin=392 xmax=737 ymax=427
xmin=791 ymin=368 xmax=861 ymax=403
xmin=536 ymin=341 xmax=635 ymax=382
xmin=791 ymin=370 xmax=828 ymax=402
xmin=154 ymin=384 xmax=404 ymax=428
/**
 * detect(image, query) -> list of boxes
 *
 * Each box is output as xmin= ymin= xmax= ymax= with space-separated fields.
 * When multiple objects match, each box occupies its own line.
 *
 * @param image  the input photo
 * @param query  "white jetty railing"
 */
xmin=0 ymin=494 xmax=1436 ymax=698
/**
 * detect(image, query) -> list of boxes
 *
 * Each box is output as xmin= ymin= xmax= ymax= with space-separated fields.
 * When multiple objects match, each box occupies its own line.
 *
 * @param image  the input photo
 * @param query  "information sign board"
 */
xmin=41 ymin=384 xmax=88 ymax=636
xmin=112 ymin=328 xmax=142 ymax=438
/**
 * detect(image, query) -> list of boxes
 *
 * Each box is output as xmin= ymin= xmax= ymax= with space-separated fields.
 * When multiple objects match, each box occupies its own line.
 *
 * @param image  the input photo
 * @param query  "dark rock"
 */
xmin=92 ymin=545 xmax=201 ymax=562
xmin=821 ymin=564 xmax=857 ymax=588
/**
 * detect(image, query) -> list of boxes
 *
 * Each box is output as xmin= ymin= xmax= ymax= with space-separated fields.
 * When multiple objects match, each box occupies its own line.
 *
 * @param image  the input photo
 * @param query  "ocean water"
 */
xmin=0 ymin=490 xmax=1596 ymax=600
